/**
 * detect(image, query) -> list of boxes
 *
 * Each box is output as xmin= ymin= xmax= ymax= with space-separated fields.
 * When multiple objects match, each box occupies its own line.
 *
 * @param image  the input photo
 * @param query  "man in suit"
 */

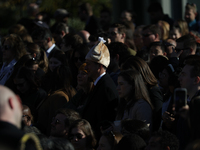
xmin=109 ymin=23 xmax=137 ymax=56
xmin=0 ymin=85 xmax=24 ymax=149
xmin=83 ymin=38 xmax=119 ymax=139
xmin=31 ymin=27 xmax=60 ymax=57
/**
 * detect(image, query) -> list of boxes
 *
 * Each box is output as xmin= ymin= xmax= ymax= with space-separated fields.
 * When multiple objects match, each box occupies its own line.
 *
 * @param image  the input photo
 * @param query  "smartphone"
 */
xmin=174 ymin=88 xmax=187 ymax=111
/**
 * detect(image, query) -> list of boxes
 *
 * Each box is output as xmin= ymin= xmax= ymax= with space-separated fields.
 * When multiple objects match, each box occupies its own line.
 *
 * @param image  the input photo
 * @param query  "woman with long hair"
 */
xmin=68 ymin=119 xmax=96 ymax=150
xmin=116 ymin=69 xmax=153 ymax=127
xmin=169 ymin=19 xmax=189 ymax=40
xmin=37 ymin=65 xmax=76 ymax=136
xmin=26 ymin=42 xmax=48 ymax=73
xmin=14 ymin=66 xmax=47 ymax=118
xmin=0 ymin=34 xmax=27 ymax=85
xmin=42 ymin=50 xmax=68 ymax=93
xmin=157 ymin=20 xmax=170 ymax=41
xmin=121 ymin=56 xmax=163 ymax=131
xmin=65 ymin=63 xmax=94 ymax=114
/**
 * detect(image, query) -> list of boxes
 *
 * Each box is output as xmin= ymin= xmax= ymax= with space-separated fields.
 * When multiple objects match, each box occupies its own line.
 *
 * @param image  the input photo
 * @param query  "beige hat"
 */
xmin=85 ymin=38 xmax=110 ymax=68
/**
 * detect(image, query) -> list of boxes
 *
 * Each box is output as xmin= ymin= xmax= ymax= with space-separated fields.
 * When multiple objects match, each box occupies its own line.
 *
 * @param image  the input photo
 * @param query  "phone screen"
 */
xmin=175 ymin=90 xmax=187 ymax=111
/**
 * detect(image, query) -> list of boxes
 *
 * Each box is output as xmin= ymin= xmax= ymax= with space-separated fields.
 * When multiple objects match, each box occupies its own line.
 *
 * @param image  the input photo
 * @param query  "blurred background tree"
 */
xmin=0 ymin=0 xmax=112 ymax=35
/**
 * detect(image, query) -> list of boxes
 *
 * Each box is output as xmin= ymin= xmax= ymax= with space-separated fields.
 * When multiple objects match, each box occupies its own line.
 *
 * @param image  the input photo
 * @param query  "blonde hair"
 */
xmin=174 ymin=19 xmax=189 ymax=36
xmin=158 ymin=20 xmax=170 ymax=40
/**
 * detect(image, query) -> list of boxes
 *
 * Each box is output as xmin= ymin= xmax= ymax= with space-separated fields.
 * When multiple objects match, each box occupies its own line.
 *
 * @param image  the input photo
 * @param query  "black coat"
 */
xmin=47 ymin=45 xmax=60 ymax=58
xmin=190 ymin=91 xmax=200 ymax=140
xmin=0 ymin=121 xmax=25 ymax=149
xmin=82 ymin=73 xmax=119 ymax=138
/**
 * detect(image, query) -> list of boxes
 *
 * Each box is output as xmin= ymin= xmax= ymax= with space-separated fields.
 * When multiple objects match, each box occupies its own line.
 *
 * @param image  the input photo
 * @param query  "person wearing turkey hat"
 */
xmin=82 ymin=37 xmax=119 ymax=139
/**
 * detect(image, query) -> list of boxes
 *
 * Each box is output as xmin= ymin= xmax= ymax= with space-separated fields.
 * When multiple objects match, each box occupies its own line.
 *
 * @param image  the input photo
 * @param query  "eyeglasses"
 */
xmin=2 ymin=45 xmax=12 ymax=50
xmin=74 ymin=57 xmax=85 ymax=62
xmin=68 ymin=133 xmax=84 ymax=140
xmin=142 ymin=33 xmax=153 ymax=37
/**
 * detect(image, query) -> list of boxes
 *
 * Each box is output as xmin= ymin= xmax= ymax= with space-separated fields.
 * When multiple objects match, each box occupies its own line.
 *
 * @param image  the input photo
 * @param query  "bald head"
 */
xmin=0 ymin=86 xmax=22 ymax=128
xmin=0 ymin=86 xmax=16 ymax=106
xmin=77 ymin=30 xmax=90 ymax=43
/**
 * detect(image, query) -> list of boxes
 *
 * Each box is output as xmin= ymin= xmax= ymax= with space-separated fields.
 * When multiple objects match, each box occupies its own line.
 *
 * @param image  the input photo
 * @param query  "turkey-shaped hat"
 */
xmin=85 ymin=37 xmax=110 ymax=68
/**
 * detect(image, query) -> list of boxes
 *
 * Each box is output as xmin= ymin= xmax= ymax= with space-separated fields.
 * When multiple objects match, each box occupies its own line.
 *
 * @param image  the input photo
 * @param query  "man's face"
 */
xmin=185 ymin=9 xmax=196 ymax=23
xmin=178 ymin=64 xmax=195 ymax=92
xmin=22 ymin=108 xmax=32 ymax=126
xmin=150 ymin=45 xmax=164 ymax=61
xmin=85 ymin=60 xmax=100 ymax=80
xmin=109 ymin=27 xmax=123 ymax=43
xmin=121 ymin=11 xmax=132 ymax=22
xmin=33 ymin=39 xmax=49 ymax=51
xmin=142 ymin=29 xmax=156 ymax=47
xmin=50 ymin=113 xmax=68 ymax=137
xmin=145 ymin=136 xmax=163 ymax=150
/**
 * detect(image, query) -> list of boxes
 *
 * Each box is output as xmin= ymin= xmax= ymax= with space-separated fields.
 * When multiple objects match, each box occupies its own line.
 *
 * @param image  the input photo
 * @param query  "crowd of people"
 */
xmin=1 ymin=1 xmax=200 ymax=150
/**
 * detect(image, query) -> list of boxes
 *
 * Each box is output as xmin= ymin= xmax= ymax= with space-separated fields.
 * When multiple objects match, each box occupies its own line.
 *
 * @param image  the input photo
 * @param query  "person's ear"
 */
xmin=155 ymin=33 xmax=159 ymax=40
xmin=61 ymin=30 xmax=66 ymax=37
xmin=195 ymin=76 xmax=200 ymax=84
xmin=163 ymin=52 xmax=167 ymax=56
xmin=8 ymin=98 xmax=14 ymax=109
xmin=121 ymin=33 xmax=126 ymax=39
